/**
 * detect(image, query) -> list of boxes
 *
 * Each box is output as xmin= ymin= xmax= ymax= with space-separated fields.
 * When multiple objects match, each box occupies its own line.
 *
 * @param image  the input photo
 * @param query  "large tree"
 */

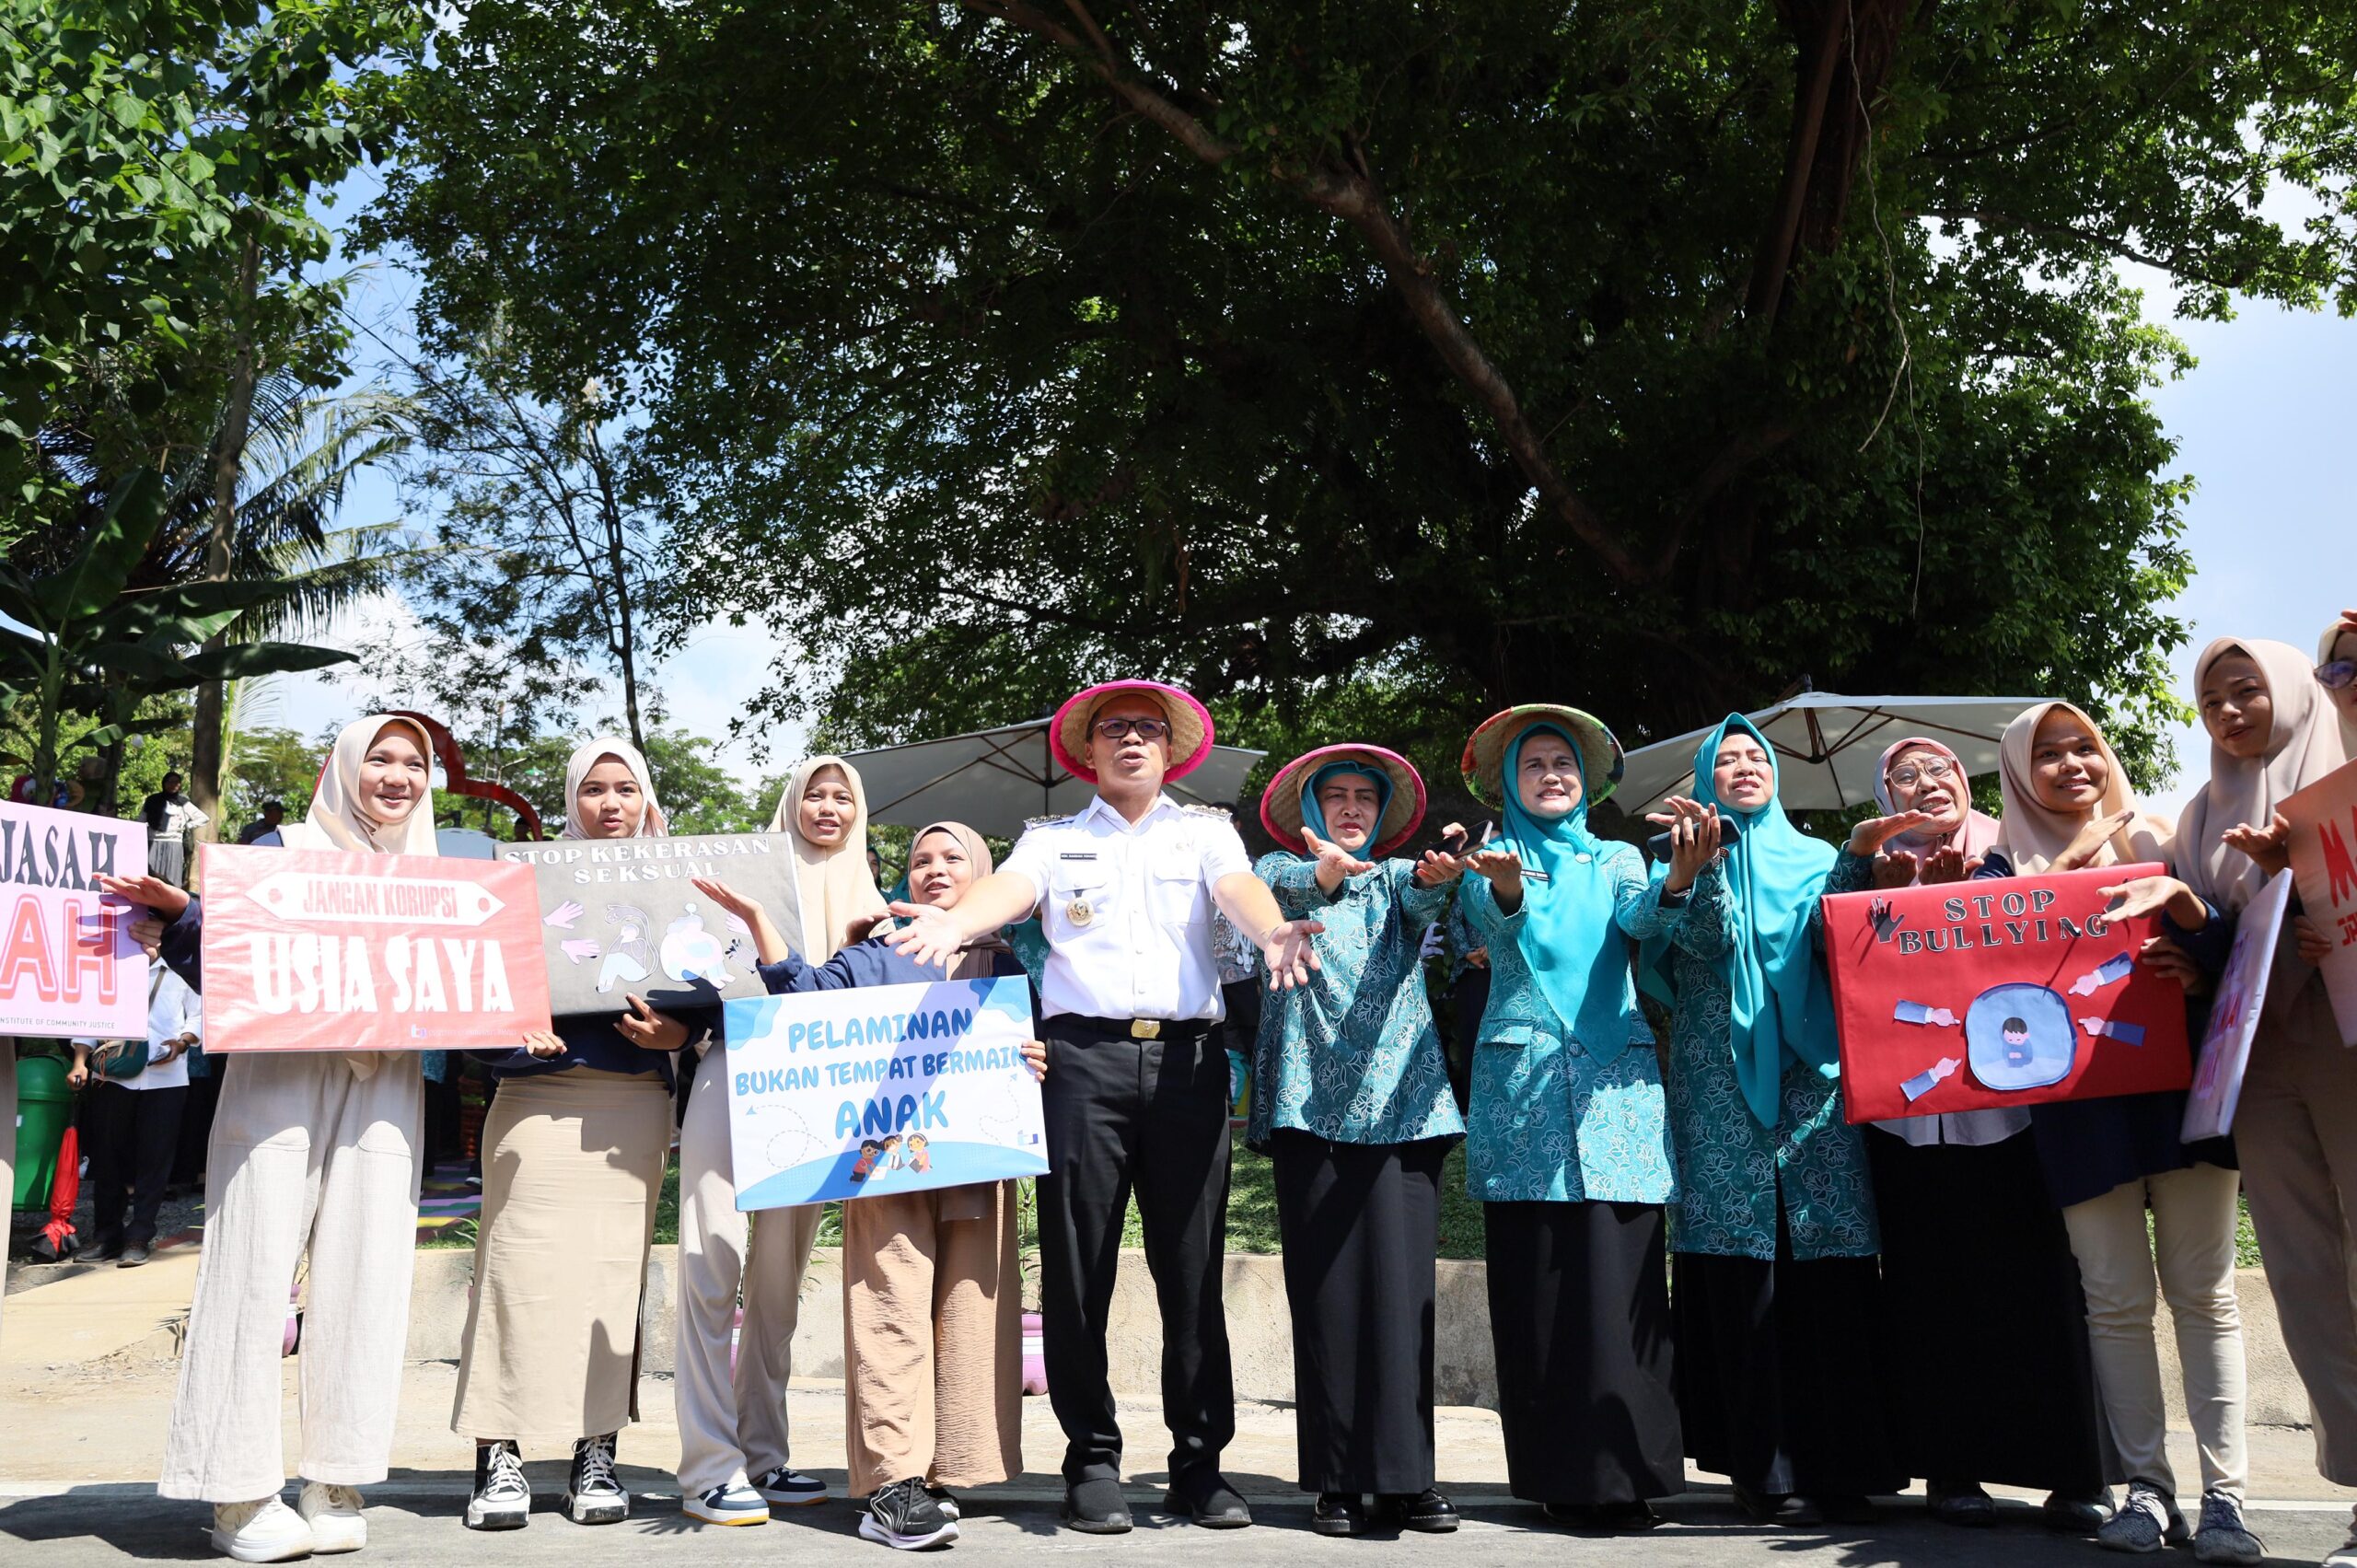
xmin=369 ymin=2 xmax=2357 ymax=790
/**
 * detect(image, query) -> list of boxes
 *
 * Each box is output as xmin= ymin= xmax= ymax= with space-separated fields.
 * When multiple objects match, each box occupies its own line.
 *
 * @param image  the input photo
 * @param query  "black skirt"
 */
xmin=1674 ymin=1199 xmax=1907 ymax=1498
xmin=1485 ymin=1199 xmax=1685 ymax=1504
xmin=1868 ymin=1128 xmax=2109 ymax=1492
xmin=1271 ymin=1131 xmax=1451 ymax=1494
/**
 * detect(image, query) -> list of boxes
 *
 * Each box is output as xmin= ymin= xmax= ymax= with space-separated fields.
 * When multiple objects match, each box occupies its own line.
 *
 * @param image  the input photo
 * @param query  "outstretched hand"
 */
xmin=2054 ymin=808 xmax=2137 ymax=873
xmin=886 ymin=900 xmax=966 ymax=971
xmin=95 ymin=872 xmax=189 ymax=922
xmin=1301 ymin=827 xmax=1375 ymax=892
xmin=1260 ymin=918 xmax=1325 ymax=991
xmin=1646 ymin=796 xmax=1723 ymax=893
xmin=2221 ymin=813 xmax=2293 ymax=879
xmin=1845 ymin=809 xmax=1936 ymax=859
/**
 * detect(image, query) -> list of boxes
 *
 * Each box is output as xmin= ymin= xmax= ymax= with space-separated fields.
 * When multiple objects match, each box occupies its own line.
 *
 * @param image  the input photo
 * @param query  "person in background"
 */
xmin=97 ymin=715 xmax=445 ymax=1563
xmin=698 ymin=820 xmax=1046 ymax=1553
xmin=1980 ymin=700 xmax=2256 ymax=1562
xmin=2175 ymin=637 xmax=2354 ymax=1568
xmin=139 ymin=769 xmax=207 ymax=884
xmin=669 ymin=756 xmax=889 ymax=1525
xmin=235 ymin=801 xmax=286 ymax=845
xmin=888 ymin=679 xmax=1323 ymax=1535
xmin=1856 ymin=737 xmax=2113 ymax=1532
xmin=1450 ymin=708 xmax=1684 ymax=1533
xmin=453 ymin=738 xmax=702 ymax=1531
xmin=1640 ymin=716 xmax=1913 ymax=1526
xmin=1250 ymin=744 xmax=1463 ymax=1537
xmin=68 ymin=966 xmax=200 ymax=1267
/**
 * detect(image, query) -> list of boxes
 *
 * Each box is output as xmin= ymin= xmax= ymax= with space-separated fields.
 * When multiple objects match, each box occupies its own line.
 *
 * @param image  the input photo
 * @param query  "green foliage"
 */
xmin=368 ymin=0 xmax=2357 ymax=784
xmin=221 ymin=723 xmax=319 ymax=824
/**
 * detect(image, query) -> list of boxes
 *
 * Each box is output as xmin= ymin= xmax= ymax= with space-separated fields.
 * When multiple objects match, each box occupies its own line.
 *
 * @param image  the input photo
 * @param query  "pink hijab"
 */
xmin=1872 ymin=736 xmax=2003 ymax=868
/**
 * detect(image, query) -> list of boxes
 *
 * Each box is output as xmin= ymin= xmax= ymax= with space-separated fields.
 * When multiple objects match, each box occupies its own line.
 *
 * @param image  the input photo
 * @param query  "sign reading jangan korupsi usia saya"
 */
xmin=199 ymin=842 xmax=552 ymax=1051
xmin=0 ymin=798 xmax=147 ymax=1039
xmin=723 ymin=975 xmax=1048 ymax=1211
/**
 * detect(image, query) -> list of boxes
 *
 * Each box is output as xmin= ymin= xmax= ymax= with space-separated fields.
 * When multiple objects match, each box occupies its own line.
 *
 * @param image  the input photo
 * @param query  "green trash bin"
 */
xmin=12 ymin=1051 xmax=72 ymax=1212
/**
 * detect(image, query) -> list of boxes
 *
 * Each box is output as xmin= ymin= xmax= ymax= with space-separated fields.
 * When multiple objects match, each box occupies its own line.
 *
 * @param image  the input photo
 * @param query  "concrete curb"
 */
xmin=394 ymin=1248 xmax=2317 ymax=1431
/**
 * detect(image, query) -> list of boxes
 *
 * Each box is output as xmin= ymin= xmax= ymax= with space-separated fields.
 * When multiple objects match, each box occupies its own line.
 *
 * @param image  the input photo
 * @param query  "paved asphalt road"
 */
xmin=3 ymin=1475 xmax=2352 ymax=1565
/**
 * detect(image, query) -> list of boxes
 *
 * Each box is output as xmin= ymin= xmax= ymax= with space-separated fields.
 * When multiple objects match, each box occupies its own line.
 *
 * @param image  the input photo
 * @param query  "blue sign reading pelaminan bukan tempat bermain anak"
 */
xmin=721 ymin=974 xmax=1048 ymax=1211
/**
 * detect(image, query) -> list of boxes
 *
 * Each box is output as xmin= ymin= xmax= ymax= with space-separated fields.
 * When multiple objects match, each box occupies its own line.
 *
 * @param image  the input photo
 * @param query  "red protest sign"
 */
xmin=1823 ymin=864 xmax=2191 ymax=1124
xmin=0 ymin=799 xmax=147 ymax=1040
xmin=199 ymin=842 xmax=552 ymax=1052
xmin=2282 ymin=757 xmax=2357 ymax=1046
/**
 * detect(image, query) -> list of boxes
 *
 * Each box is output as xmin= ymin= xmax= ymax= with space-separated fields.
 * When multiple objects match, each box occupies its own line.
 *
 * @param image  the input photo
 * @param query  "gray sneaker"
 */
xmin=2098 ymin=1483 xmax=2188 ymax=1553
xmin=2191 ymin=1492 xmax=2262 ymax=1565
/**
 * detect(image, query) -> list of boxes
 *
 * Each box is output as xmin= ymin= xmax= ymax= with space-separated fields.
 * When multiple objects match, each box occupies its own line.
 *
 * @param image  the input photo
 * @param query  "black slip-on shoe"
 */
xmin=1062 ymin=1479 xmax=1132 ymax=1535
xmin=1164 ymin=1474 xmax=1251 ymax=1528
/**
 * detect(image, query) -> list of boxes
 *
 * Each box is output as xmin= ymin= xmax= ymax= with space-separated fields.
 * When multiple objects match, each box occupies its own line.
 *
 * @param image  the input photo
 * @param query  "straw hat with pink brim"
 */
xmin=1051 ymin=679 xmax=1216 ymax=784
xmin=1460 ymin=704 xmax=1626 ymax=809
xmin=1260 ymin=745 xmax=1428 ymax=859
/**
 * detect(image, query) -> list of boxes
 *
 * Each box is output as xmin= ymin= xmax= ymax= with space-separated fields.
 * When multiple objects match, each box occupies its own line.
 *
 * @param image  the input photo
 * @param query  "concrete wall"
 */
xmin=404 ymin=1248 xmax=2313 ymax=1429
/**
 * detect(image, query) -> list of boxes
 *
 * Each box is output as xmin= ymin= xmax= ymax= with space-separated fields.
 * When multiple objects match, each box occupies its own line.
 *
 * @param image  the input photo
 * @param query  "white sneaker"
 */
xmin=683 ymin=1482 xmax=770 ymax=1526
xmin=752 ymin=1466 xmax=829 ymax=1505
xmin=210 ymin=1497 xmax=314 ymax=1563
xmin=296 ymin=1481 xmax=366 ymax=1553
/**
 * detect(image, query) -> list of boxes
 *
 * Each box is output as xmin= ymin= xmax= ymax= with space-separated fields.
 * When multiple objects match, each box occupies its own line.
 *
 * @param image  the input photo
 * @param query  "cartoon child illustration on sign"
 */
xmin=850 ymin=1139 xmax=886 ymax=1183
xmin=906 ymin=1132 xmax=932 ymax=1174
xmin=1965 ymin=981 xmax=2077 ymax=1090
xmin=2000 ymin=1016 xmax=2033 ymax=1068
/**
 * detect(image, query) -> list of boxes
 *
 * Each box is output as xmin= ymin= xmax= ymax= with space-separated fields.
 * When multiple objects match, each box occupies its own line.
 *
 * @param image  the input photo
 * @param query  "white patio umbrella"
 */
xmin=1612 ymin=691 xmax=2046 ymax=818
xmin=840 ymin=719 xmax=1266 ymax=839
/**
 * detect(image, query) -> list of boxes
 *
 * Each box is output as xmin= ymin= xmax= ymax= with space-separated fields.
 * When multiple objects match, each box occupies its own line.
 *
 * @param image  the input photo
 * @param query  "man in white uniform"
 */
xmin=70 ymin=968 xmax=200 ymax=1265
xmin=892 ymin=679 xmax=1322 ymax=1534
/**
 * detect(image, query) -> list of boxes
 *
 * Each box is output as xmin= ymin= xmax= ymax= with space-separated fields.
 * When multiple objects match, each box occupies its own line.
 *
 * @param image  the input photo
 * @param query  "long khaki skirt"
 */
xmin=452 ymin=1068 xmax=672 ymax=1448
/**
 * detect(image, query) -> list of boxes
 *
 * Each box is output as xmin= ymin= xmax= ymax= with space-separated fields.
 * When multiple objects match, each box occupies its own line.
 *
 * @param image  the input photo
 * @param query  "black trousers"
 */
xmin=1038 ymin=1016 xmax=1236 ymax=1487
xmin=170 ymin=1072 xmax=218 ymax=1189
xmin=1271 ymin=1131 xmax=1447 ymax=1495
xmin=87 ymin=1081 xmax=187 ymax=1249
xmin=1868 ymin=1129 xmax=2109 ymax=1493
xmin=1673 ymin=1197 xmax=1905 ymax=1498
xmin=1487 ymin=1199 xmax=1685 ymax=1504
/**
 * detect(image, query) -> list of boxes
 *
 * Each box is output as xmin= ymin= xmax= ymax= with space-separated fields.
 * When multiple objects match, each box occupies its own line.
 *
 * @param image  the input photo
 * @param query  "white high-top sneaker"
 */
xmin=209 ymin=1496 xmax=314 ymax=1562
xmin=296 ymin=1481 xmax=367 ymax=1553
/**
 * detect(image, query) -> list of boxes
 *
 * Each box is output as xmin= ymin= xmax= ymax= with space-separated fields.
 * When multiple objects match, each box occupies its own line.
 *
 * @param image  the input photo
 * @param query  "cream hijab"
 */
xmin=279 ymin=715 xmax=441 ymax=855
xmin=911 ymin=820 xmax=1008 ymax=981
xmin=278 ymin=714 xmax=438 ymax=1076
xmin=2320 ymin=617 xmax=2357 ymax=758
xmin=2175 ymin=638 xmax=2350 ymax=915
xmin=766 ymin=755 xmax=888 ymax=960
xmin=1991 ymin=702 xmax=2172 ymax=874
xmin=561 ymin=736 xmax=668 ymax=839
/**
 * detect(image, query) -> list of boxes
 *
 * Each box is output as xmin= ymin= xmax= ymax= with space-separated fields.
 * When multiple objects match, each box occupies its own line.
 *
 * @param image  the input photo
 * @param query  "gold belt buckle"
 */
xmin=1130 ymin=1018 xmax=1162 ymax=1040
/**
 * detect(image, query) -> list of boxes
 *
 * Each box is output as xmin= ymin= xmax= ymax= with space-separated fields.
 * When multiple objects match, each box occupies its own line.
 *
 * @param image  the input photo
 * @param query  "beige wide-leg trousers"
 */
xmin=675 ymin=1043 xmax=821 ymax=1494
xmin=2062 ymin=1161 xmax=2248 ymax=1504
xmin=842 ymin=1181 xmax=1022 ymax=1497
xmin=160 ymin=1051 xmax=424 ymax=1502
xmin=2236 ymin=976 xmax=2357 ymax=1486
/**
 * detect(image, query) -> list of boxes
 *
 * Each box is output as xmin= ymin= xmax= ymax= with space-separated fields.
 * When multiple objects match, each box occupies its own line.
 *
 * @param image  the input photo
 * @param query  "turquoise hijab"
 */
xmin=1641 ymin=714 xmax=1841 ymax=1127
xmin=1502 ymin=726 xmax=1638 ymax=1063
xmin=1299 ymin=761 xmax=1391 ymax=855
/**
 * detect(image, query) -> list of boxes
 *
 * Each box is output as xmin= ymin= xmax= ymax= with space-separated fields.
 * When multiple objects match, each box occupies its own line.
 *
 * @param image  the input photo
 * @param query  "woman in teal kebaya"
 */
xmin=1640 ymin=714 xmax=1922 ymax=1526
xmin=1250 ymin=745 xmax=1464 ymax=1539
xmin=1452 ymin=706 xmax=1681 ymax=1533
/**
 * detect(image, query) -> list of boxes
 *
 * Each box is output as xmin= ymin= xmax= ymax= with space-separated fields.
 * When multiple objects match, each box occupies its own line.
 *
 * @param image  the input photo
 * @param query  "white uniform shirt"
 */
xmin=137 ymin=969 xmax=199 ymax=1090
xmin=999 ymin=794 xmax=1252 ymax=1022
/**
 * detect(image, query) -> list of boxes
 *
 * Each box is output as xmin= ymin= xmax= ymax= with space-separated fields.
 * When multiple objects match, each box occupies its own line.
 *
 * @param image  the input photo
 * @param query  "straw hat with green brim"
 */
xmin=1260 ymin=745 xmax=1428 ymax=859
xmin=1050 ymin=679 xmax=1215 ymax=784
xmin=1460 ymin=705 xmax=1626 ymax=809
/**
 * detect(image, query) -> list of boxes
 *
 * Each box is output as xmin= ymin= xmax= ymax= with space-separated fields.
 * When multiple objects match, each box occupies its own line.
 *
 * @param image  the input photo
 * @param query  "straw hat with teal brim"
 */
xmin=1460 ymin=704 xmax=1626 ymax=809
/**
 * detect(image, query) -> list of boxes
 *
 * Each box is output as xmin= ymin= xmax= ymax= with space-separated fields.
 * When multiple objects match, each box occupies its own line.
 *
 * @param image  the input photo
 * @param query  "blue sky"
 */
xmin=272 ymin=210 xmax=2351 ymax=811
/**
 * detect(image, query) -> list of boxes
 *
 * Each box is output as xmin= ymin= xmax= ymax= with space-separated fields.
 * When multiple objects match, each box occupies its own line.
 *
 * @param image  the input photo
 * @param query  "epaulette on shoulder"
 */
xmin=1024 ymin=813 xmax=1076 ymax=830
xmin=1180 ymin=803 xmax=1232 ymax=820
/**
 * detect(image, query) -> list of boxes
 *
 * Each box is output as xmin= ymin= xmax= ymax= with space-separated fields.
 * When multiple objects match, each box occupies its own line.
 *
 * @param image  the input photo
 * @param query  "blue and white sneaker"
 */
xmin=753 ymin=1467 xmax=829 ymax=1506
xmin=684 ymin=1482 xmax=770 ymax=1526
xmin=2097 ymin=1482 xmax=2188 ymax=1553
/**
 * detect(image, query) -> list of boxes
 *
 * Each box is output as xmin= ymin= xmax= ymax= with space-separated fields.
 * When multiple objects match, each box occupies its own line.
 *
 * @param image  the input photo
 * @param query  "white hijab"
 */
xmin=278 ymin=715 xmax=440 ymax=855
xmin=561 ymin=737 xmax=668 ymax=840
xmin=765 ymin=755 xmax=888 ymax=960
xmin=2175 ymin=638 xmax=2349 ymax=915
xmin=2320 ymin=617 xmax=2357 ymax=759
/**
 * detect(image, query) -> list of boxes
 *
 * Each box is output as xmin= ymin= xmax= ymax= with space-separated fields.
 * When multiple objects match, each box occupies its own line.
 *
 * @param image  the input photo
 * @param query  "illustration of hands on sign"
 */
xmin=544 ymin=898 xmax=752 ymax=994
xmin=1891 ymin=949 xmax=2141 ymax=1102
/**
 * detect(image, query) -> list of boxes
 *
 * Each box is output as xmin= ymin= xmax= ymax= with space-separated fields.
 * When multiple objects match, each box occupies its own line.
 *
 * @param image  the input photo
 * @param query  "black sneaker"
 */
xmin=1311 ymin=1493 xmax=1365 ymax=1536
xmin=466 ymin=1440 xmax=530 ymax=1530
xmin=1373 ymin=1490 xmax=1458 ymax=1533
xmin=860 ymin=1478 xmax=957 ymax=1551
xmin=1163 ymin=1472 xmax=1251 ymax=1528
xmin=1062 ymin=1478 xmax=1132 ymax=1535
xmin=564 ymin=1433 xmax=628 ymax=1525
xmin=117 ymin=1241 xmax=151 ymax=1268
xmin=924 ymin=1484 xmax=958 ymax=1522
xmin=71 ymin=1236 xmax=122 ymax=1264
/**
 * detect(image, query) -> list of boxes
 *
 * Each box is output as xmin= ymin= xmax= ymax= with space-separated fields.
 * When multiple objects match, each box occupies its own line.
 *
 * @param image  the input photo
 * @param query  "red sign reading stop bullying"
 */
xmin=200 ymin=842 xmax=552 ymax=1052
xmin=1822 ymin=863 xmax=2191 ymax=1124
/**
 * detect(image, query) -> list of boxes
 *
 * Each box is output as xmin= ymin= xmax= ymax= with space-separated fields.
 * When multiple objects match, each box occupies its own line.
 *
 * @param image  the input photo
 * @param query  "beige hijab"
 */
xmin=2175 ymin=638 xmax=2350 ymax=915
xmin=2320 ymin=617 xmax=2357 ymax=758
xmin=278 ymin=715 xmax=441 ymax=855
xmin=561 ymin=736 xmax=668 ymax=839
xmin=277 ymin=714 xmax=438 ymax=1076
xmin=911 ymin=820 xmax=1008 ymax=981
xmin=1991 ymin=701 xmax=2172 ymax=874
xmin=766 ymin=755 xmax=888 ymax=960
